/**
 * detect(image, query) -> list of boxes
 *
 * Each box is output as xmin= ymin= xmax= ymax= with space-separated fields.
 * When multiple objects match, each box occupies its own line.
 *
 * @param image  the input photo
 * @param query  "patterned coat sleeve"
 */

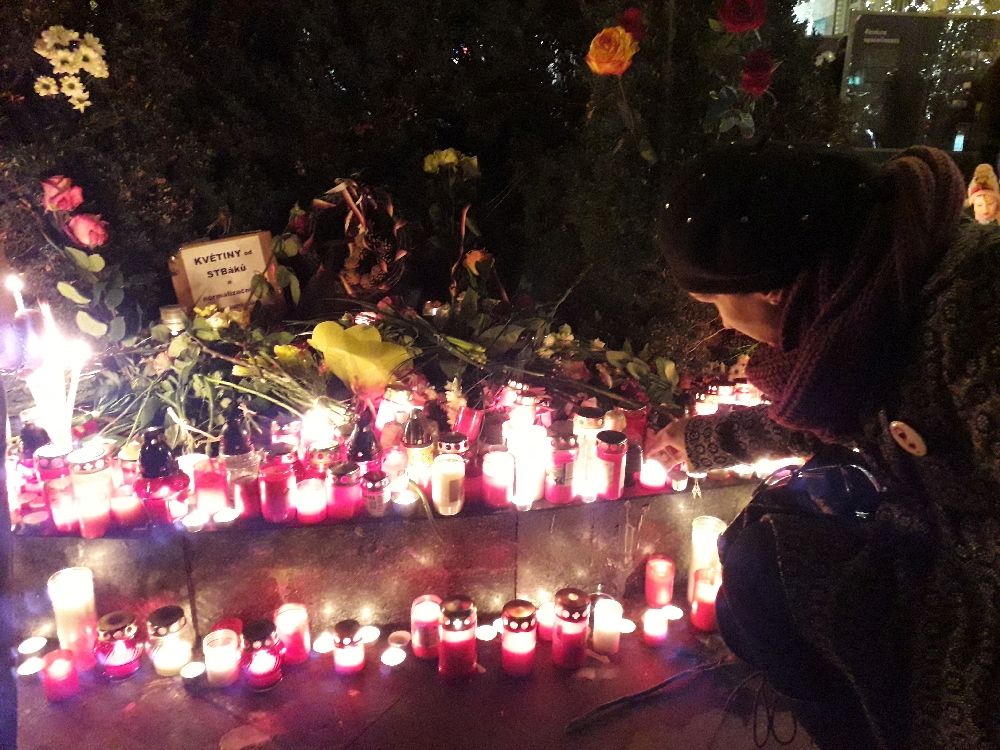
xmin=684 ymin=404 xmax=823 ymax=472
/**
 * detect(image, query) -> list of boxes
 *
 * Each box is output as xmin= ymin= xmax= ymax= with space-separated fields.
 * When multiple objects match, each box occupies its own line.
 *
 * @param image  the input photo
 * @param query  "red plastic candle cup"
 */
xmin=294 ymin=478 xmax=327 ymax=524
xmin=642 ymin=608 xmax=669 ymax=647
xmin=481 ymin=451 xmax=514 ymax=509
xmin=536 ymin=601 xmax=555 ymax=642
xmin=691 ymin=568 xmax=722 ymax=632
xmin=545 ymin=433 xmax=578 ymax=504
xmin=241 ymin=620 xmax=283 ymax=691
xmin=645 ymin=555 xmax=676 ymax=608
xmin=454 ymin=406 xmax=485 ymax=443
xmin=186 ymin=456 xmax=227 ymax=517
xmin=94 ymin=611 xmax=142 ymax=680
xmin=595 ymin=430 xmax=628 ymax=500
xmin=260 ymin=464 xmax=296 ymax=523
xmin=439 ymin=596 xmax=477 ymax=680
xmin=232 ymin=474 xmax=262 ymax=519
xmin=111 ymin=487 xmax=147 ymax=527
xmin=41 ymin=650 xmax=79 ymax=702
xmin=333 ymin=620 xmax=366 ymax=675
xmin=551 ymin=589 xmax=590 ymax=670
xmin=35 ymin=446 xmax=75 ymax=533
xmin=329 ymin=462 xmax=361 ymax=521
xmin=621 ymin=406 xmax=648 ymax=446
xmin=501 ymin=600 xmax=536 ymax=677
xmin=68 ymin=446 xmax=114 ymax=539
xmin=304 ymin=443 xmax=339 ymax=481
xmin=411 ymin=595 xmax=442 ymax=659
xmin=274 ymin=604 xmax=310 ymax=665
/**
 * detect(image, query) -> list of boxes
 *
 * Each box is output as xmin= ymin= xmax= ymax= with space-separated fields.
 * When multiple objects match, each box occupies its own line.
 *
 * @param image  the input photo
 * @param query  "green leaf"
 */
xmin=626 ymin=360 xmax=650 ymax=380
xmin=86 ymin=254 xmax=105 ymax=273
xmin=194 ymin=327 xmax=221 ymax=341
xmin=720 ymin=115 xmax=739 ymax=133
xmin=251 ymin=273 xmax=273 ymax=300
xmin=275 ymin=265 xmax=293 ymax=289
xmin=107 ymin=316 xmax=126 ymax=342
xmin=76 ymin=310 xmax=108 ymax=338
xmin=464 ymin=215 xmax=481 ymax=237
xmin=104 ymin=287 xmax=124 ymax=310
xmin=438 ymin=355 xmax=468 ymax=381
xmin=150 ymin=324 xmax=172 ymax=343
xmin=281 ymin=234 xmax=302 ymax=257
xmin=66 ymin=246 xmax=91 ymax=269
xmin=708 ymin=17 xmax=725 ymax=32
xmin=168 ymin=332 xmax=191 ymax=358
xmin=657 ymin=357 xmax=680 ymax=387
xmin=289 ymin=274 xmax=301 ymax=305
xmin=606 ymin=350 xmax=632 ymax=369
xmin=478 ymin=324 xmax=525 ymax=357
xmin=57 ymin=282 xmax=91 ymax=305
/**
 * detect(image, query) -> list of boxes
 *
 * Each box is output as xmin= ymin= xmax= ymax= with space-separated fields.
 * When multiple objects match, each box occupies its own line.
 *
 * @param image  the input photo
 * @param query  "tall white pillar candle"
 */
xmin=47 ymin=567 xmax=98 ymax=671
xmin=591 ymin=598 xmax=623 ymax=655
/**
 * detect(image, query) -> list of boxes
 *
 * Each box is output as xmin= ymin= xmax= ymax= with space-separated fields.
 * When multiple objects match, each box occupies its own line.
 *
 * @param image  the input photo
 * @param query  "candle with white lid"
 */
xmin=591 ymin=598 xmax=623 ymax=655
xmin=47 ymin=567 xmax=98 ymax=671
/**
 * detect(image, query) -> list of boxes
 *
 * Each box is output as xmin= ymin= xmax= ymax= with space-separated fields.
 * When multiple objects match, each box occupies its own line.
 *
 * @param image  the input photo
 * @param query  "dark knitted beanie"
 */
xmin=659 ymin=143 xmax=880 ymax=294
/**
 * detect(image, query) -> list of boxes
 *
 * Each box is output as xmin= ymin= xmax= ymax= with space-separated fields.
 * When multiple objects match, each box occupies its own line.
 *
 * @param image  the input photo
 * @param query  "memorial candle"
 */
xmin=691 ymin=568 xmax=722 ymax=632
xmin=438 ymin=596 xmax=477 ymax=680
xmin=481 ymin=451 xmax=514 ymax=509
xmin=111 ymin=486 xmax=147 ymax=528
xmin=643 ymin=608 xmax=669 ymax=647
xmin=68 ymin=446 xmax=113 ymax=539
xmin=274 ymin=603 xmax=310 ymax=665
xmin=645 ymin=555 xmax=676 ymax=608
xmin=241 ymin=620 xmax=283 ymax=691
xmin=551 ymin=589 xmax=589 ymax=670
xmin=689 ymin=516 xmax=727 ymax=602
xmin=509 ymin=425 xmax=548 ymax=508
xmin=545 ymin=432 xmax=578 ymax=505
xmin=501 ymin=600 xmax=536 ymax=678
xmin=41 ymin=650 xmax=79 ymax=701
xmin=536 ymin=601 xmax=555 ymax=642
xmin=295 ymin=478 xmax=327 ymax=524
xmin=591 ymin=598 xmax=623 ymax=656
xmin=639 ymin=459 xmax=669 ymax=490
xmin=431 ymin=454 xmax=465 ymax=516
xmin=94 ymin=611 xmax=142 ymax=680
xmin=203 ymin=629 xmax=241 ymax=688
xmin=35 ymin=444 xmax=77 ymax=533
xmin=48 ymin=567 xmax=98 ymax=670
xmin=411 ymin=594 xmax=442 ymax=659
xmin=333 ymin=619 xmax=366 ymax=676
xmin=147 ymin=605 xmax=192 ymax=677
xmin=185 ymin=455 xmax=228 ymax=517
xmin=259 ymin=445 xmax=299 ymax=523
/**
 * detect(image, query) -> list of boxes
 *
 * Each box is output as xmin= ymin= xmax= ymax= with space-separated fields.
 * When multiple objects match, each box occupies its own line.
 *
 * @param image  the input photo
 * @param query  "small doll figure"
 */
xmin=966 ymin=164 xmax=1000 ymax=225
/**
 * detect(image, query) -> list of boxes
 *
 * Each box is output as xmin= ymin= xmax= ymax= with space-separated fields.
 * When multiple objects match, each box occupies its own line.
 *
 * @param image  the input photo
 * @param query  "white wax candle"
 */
xmin=47 ymin=567 xmax=98 ymax=670
xmin=591 ymin=599 xmax=623 ymax=655
xmin=536 ymin=601 xmax=556 ymax=641
xmin=643 ymin=608 xmax=669 ymax=647
xmin=639 ymin=459 xmax=669 ymax=489
xmin=431 ymin=454 xmax=465 ymax=516
xmin=689 ymin=516 xmax=727 ymax=602
xmin=295 ymin=478 xmax=328 ymax=524
xmin=203 ymin=629 xmax=241 ymax=688
xmin=509 ymin=425 xmax=548 ymax=507
xmin=152 ymin=637 xmax=192 ymax=676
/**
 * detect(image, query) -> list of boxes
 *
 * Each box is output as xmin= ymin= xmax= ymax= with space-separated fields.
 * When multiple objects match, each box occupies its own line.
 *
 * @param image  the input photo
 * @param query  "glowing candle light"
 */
xmin=5 ymin=275 xmax=25 ymax=313
xmin=181 ymin=510 xmax=209 ymax=533
xmin=294 ymin=478 xmax=327 ymax=524
xmin=410 ymin=595 xmax=442 ymax=659
xmin=645 ymin=555 xmax=676 ymax=608
xmin=17 ymin=657 xmax=44 ymax=677
xmin=689 ymin=516 xmax=727 ymax=602
xmin=64 ymin=340 xmax=90 ymax=436
xmin=313 ymin=631 xmax=335 ymax=654
xmin=643 ymin=608 xmax=669 ymax=647
xmin=357 ymin=625 xmax=381 ymax=645
xmin=439 ymin=596 xmax=477 ymax=681
xmin=380 ymin=647 xmax=406 ymax=667
xmin=639 ymin=459 xmax=669 ymax=490
xmin=536 ymin=601 xmax=556 ymax=642
xmin=147 ymin=604 xmax=193 ymax=677
xmin=203 ymin=629 xmax=241 ymax=688
xmin=333 ymin=620 xmax=366 ymax=676
xmin=41 ymin=650 xmax=79 ymax=701
xmin=18 ymin=636 xmax=47 ymax=656
xmin=691 ymin=568 xmax=722 ymax=632
xmin=94 ymin=611 xmax=142 ymax=680
xmin=591 ymin=598 xmax=623 ymax=656
xmin=274 ymin=604 xmax=310 ymax=665
xmin=47 ymin=567 xmax=98 ymax=671
xmin=68 ymin=446 xmax=113 ymax=539
xmin=552 ymin=589 xmax=590 ymax=670
xmin=111 ymin=486 xmax=146 ymax=527
xmin=180 ymin=661 xmax=207 ymax=692
xmin=664 ymin=605 xmax=684 ymax=621
xmin=212 ymin=507 xmax=239 ymax=528
xmin=431 ymin=454 xmax=465 ymax=516
xmin=620 ymin=618 xmax=636 ymax=634
xmin=509 ymin=425 xmax=548 ymax=508
xmin=481 ymin=451 xmax=514 ymax=509
xmin=501 ymin=600 xmax=536 ymax=678
xmin=241 ymin=620 xmax=283 ymax=691
xmin=475 ymin=625 xmax=498 ymax=641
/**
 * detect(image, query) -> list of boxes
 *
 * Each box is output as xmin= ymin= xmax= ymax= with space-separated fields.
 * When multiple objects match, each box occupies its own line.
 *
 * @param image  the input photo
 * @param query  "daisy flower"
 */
xmin=75 ymin=44 xmax=107 ymax=78
xmin=69 ymin=96 xmax=92 ymax=113
xmin=34 ymin=76 xmax=59 ymax=97
xmin=60 ymin=75 xmax=85 ymax=98
xmin=82 ymin=33 xmax=105 ymax=56
xmin=34 ymin=40 xmax=57 ymax=59
xmin=50 ymin=48 xmax=80 ymax=75
xmin=40 ymin=25 xmax=79 ymax=48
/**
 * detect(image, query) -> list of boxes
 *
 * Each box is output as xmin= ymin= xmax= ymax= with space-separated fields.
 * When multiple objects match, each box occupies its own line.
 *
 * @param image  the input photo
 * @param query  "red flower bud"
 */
xmin=717 ymin=0 xmax=767 ymax=33
xmin=741 ymin=48 xmax=774 ymax=98
xmin=616 ymin=8 xmax=647 ymax=43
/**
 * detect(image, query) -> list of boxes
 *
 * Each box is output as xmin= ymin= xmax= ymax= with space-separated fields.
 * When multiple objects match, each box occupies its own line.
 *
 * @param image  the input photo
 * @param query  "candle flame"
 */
xmin=5 ymin=275 xmax=23 ymax=293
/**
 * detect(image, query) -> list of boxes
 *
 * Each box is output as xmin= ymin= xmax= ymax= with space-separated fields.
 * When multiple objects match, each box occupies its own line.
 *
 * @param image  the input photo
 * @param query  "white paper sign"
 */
xmin=174 ymin=231 xmax=270 ymax=310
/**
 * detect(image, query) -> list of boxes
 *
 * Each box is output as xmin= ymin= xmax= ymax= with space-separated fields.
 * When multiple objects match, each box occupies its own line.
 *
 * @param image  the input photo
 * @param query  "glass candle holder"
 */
xmin=645 ymin=555 xmax=676 ymax=608
xmin=203 ymin=628 xmax=242 ymax=688
xmin=591 ymin=598 xmax=623 ymax=656
xmin=94 ymin=611 xmax=142 ymax=680
xmin=329 ymin=461 xmax=361 ymax=520
xmin=294 ymin=478 xmax=327 ymax=524
xmin=501 ymin=600 xmax=536 ymax=677
xmin=481 ymin=451 xmax=514 ymax=509
xmin=603 ymin=409 xmax=628 ymax=435
xmin=271 ymin=418 xmax=302 ymax=451
xmin=147 ymin=605 xmax=192 ymax=677
xmin=689 ymin=516 xmax=727 ymax=602
xmin=36 ymin=444 xmax=77 ymax=533
xmin=361 ymin=471 xmax=391 ymax=518
xmin=41 ymin=650 xmax=79 ymax=702
xmin=552 ymin=588 xmax=590 ymax=670
xmin=572 ymin=407 xmax=604 ymax=497
xmin=621 ymin=406 xmax=649 ymax=446
xmin=411 ymin=594 xmax=442 ymax=659
xmin=545 ymin=433 xmax=578 ymax=505
xmin=382 ymin=447 xmax=409 ymax=494
xmin=454 ymin=406 xmax=485 ymax=443
xmin=68 ymin=446 xmax=113 ymax=539
xmin=536 ymin=601 xmax=556 ymax=642
xmin=643 ymin=608 xmax=669 ymax=647
xmin=111 ymin=486 xmax=147 ymax=528
xmin=431 ymin=454 xmax=465 ymax=516
xmin=118 ymin=441 xmax=142 ymax=489
xmin=274 ymin=603 xmax=311 ymax=665
xmin=260 ymin=444 xmax=301 ymax=523
xmin=48 ymin=567 xmax=98 ymax=671
xmin=439 ymin=596 xmax=477 ymax=680
xmin=691 ymin=568 xmax=722 ymax=632
xmin=594 ymin=430 xmax=628 ymax=500
xmin=333 ymin=619 xmax=366 ymax=676
xmin=241 ymin=620 xmax=283 ymax=691
xmin=509 ymin=425 xmax=548 ymax=508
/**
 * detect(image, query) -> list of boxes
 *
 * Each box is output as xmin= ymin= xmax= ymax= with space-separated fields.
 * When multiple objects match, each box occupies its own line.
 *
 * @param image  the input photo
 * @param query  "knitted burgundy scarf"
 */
xmin=745 ymin=147 xmax=967 ymax=442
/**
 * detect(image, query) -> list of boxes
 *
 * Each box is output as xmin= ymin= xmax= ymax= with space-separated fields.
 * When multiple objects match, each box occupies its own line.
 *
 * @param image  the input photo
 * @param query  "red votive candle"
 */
xmin=411 ymin=594 xmax=442 ymax=659
xmin=189 ymin=456 xmax=228 ymax=517
xmin=274 ymin=604 xmax=310 ymax=665
xmin=260 ymin=464 xmax=295 ymax=523
xmin=691 ymin=568 xmax=722 ymax=632
xmin=110 ymin=487 xmax=147 ymax=527
xmin=295 ymin=478 xmax=327 ymax=524
xmin=642 ymin=608 xmax=669 ymax=647
xmin=94 ymin=611 xmax=142 ymax=680
xmin=536 ymin=601 xmax=555 ymax=642
xmin=329 ymin=462 xmax=361 ymax=521
xmin=645 ymin=555 xmax=676 ymax=608
xmin=242 ymin=620 xmax=283 ymax=691
xmin=551 ymin=589 xmax=590 ymax=670
xmin=501 ymin=600 xmax=536 ymax=677
xmin=41 ymin=650 xmax=79 ymax=702
xmin=333 ymin=619 xmax=366 ymax=675
xmin=231 ymin=474 xmax=261 ymax=519
xmin=545 ymin=432 xmax=578 ymax=505
xmin=481 ymin=451 xmax=514 ymax=509
xmin=439 ymin=596 xmax=477 ymax=680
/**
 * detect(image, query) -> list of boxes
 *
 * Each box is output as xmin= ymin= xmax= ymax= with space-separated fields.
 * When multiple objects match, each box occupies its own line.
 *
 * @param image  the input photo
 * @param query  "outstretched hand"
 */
xmin=645 ymin=417 xmax=690 ymax=467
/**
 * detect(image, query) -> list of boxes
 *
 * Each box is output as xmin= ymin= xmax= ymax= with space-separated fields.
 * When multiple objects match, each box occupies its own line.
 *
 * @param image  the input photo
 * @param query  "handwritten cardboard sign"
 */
xmin=170 ymin=231 xmax=271 ymax=311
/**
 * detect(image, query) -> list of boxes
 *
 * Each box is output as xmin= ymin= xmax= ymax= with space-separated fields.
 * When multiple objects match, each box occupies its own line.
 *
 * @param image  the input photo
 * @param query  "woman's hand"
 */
xmin=645 ymin=417 xmax=690 ymax=467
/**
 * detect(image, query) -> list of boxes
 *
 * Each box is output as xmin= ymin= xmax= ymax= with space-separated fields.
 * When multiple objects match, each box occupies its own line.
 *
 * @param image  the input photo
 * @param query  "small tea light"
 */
xmin=357 ymin=625 xmax=381 ymax=645
xmin=333 ymin=620 xmax=366 ymax=675
xmin=17 ymin=657 xmax=45 ymax=677
xmin=212 ymin=507 xmax=240 ymax=528
xmin=591 ymin=598 xmax=623 ymax=656
xmin=475 ymin=625 xmax=498 ymax=641
xmin=620 ymin=618 xmax=637 ymax=634
xmin=580 ymin=482 xmax=598 ymax=504
xmin=387 ymin=631 xmax=411 ymax=649
xmin=492 ymin=618 xmax=503 ymax=631
xmin=664 ymin=605 xmax=684 ymax=621
xmin=313 ymin=631 xmax=336 ymax=654
xmin=380 ymin=648 xmax=406 ymax=667
xmin=393 ymin=488 xmax=420 ymax=517
xmin=643 ymin=608 xmax=669 ymax=647
xmin=17 ymin=636 xmax=47 ymax=656
xmin=639 ymin=459 xmax=668 ymax=489
xmin=181 ymin=510 xmax=209 ymax=533
xmin=180 ymin=661 xmax=207 ymax=692
xmin=41 ymin=650 xmax=79 ymax=701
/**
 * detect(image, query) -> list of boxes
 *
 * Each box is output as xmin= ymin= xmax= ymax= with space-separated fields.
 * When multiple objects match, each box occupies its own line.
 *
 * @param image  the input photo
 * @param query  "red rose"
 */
xmin=65 ymin=214 xmax=109 ymax=248
xmin=616 ymin=8 xmax=647 ymax=42
xmin=41 ymin=175 xmax=84 ymax=213
xmin=717 ymin=0 xmax=767 ymax=33
xmin=741 ymin=48 xmax=774 ymax=98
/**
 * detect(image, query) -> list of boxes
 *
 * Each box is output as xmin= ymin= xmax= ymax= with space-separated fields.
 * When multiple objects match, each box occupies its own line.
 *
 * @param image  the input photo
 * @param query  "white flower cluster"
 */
xmin=33 ymin=26 xmax=108 ymax=113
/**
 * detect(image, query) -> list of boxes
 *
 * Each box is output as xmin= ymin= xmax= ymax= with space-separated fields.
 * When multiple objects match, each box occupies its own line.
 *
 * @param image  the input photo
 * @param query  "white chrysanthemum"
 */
xmin=50 ymin=49 xmax=80 ymax=75
xmin=75 ymin=45 xmax=108 ymax=78
xmin=82 ymin=33 xmax=105 ymax=56
xmin=34 ymin=76 xmax=59 ymax=97
xmin=40 ymin=25 xmax=79 ymax=48
xmin=33 ymin=41 xmax=57 ymax=59
xmin=69 ymin=95 xmax=92 ymax=113
xmin=60 ymin=75 xmax=84 ymax=98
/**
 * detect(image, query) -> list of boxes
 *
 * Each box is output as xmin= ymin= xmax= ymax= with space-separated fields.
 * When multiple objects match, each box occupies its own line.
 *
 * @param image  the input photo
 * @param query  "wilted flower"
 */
xmin=560 ymin=359 xmax=590 ymax=381
xmin=717 ymin=0 xmax=768 ymax=33
xmin=556 ymin=324 xmax=574 ymax=345
xmin=741 ymin=48 xmax=775 ymax=98
xmin=65 ymin=214 xmax=108 ymax=247
xmin=309 ymin=321 xmax=411 ymax=401
xmin=590 ymin=338 xmax=606 ymax=351
xmin=151 ymin=352 xmax=172 ymax=375
xmin=462 ymin=249 xmax=492 ymax=275
xmin=274 ymin=343 xmax=312 ymax=371
xmin=41 ymin=175 xmax=84 ymax=212
xmin=34 ymin=76 xmax=59 ymax=96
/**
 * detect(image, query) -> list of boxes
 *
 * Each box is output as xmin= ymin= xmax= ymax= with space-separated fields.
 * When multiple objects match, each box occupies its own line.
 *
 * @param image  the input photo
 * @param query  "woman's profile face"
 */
xmin=689 ymin=291 xmax=785 ymax=346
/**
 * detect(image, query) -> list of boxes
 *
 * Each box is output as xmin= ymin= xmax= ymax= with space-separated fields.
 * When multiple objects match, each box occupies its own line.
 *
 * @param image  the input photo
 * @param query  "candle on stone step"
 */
xmin=47 ymin=567 xmax=98 ymax=671
xmin=591 ymin=598 xmax=623 ymax=655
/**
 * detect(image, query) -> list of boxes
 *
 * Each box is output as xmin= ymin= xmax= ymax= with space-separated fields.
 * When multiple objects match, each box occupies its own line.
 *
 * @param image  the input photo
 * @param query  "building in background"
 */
xmin=796 ymin=0 xmax=1000 ymax=36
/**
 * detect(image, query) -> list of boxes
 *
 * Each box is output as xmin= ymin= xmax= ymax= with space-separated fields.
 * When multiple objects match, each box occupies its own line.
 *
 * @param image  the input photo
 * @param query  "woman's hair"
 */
xmin=659 ymin=142 xmax=879 ymax=294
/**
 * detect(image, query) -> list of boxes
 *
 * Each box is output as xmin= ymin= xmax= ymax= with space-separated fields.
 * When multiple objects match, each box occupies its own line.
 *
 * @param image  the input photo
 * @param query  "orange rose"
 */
xmin=585 ymin=26 xmax=639 ymax=77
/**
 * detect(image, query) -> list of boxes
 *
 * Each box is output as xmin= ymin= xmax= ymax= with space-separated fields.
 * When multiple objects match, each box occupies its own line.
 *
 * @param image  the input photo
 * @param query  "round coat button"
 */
xmin=889 ymin=421 xmax=927 ymax=457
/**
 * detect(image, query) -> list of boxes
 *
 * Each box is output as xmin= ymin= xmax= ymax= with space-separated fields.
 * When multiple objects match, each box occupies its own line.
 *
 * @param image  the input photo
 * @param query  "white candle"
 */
xmin=152 ymin=637 xmax=193 ymax=676
xmin=591 ymin=598 xmax=623 ymax=655
xmin=508 ymin=425 xmax=548 ymax=507
xmin=643 ymin=608 xmax=669 ymax=647
xmin=47 ymin=567 xmax=98 ymax=671
xmin=5 ymin=275 xmax=25 ymax=312
xmin=295 ymin=478 xmax=328 ymax=524
xmin=689 ymin=516 xmax=727 ymax=602
xmin=431 ymin=454 xmax=465 ymax=516
xmin=203 ymin=629 xmax=241 ymax=688
xmin=536 ymin=601 xmax=556 ymax=641
xmin=639 ymin=459 xmax=669 ymax=489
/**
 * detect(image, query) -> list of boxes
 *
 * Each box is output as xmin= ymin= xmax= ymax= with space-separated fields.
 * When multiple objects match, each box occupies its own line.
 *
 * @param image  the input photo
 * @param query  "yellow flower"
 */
xmin=83 ymin=33 xmax=105 ymax=57
xmin=439 ymin=148 xmax=459 ymax=167
xmin=51 ymin=49 xmax=80 ymax=75
xmin=274 ymin=344 xmax=311 ymax=371
xmin=223 ymin=306 xmax=250 ymax=329
xmin=585 ymin=26 xmax=639 ymax=77
xmin=194 ymin=304 xmax=219 ymax=318
xmin=462 ymin=249 xmax=492 ymax=276
xmin=69 ymin=95 xmax=91 ymax=113
xmin=60 ymin=75 xmax=84 ymax=98
xmin=34 ymin=76 xmax=59 ymax=97
xmin=75 ymin=45 xmax=108 ymax=78
xmin=34 ymin=41 xmax=57 ymax=60
xmin=41 ymin=25 xmax=79 ymax=48
xmin=308 ymin=321 xmax=411 ymax=400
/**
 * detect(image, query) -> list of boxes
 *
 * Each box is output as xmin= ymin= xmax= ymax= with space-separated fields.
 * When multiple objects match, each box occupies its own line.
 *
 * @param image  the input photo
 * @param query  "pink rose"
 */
xmin=65 ymin=214 xmax=108 ymax=248
xmin=41 ymin=175 xmax=84 ymax=213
